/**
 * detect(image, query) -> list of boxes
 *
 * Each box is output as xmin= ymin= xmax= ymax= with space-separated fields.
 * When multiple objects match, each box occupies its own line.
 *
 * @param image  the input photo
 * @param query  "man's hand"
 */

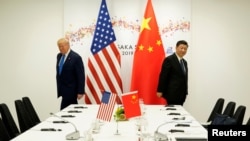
xmin=156 ymin=92 xmax=162 ymax=97
xmin=77 ymin=94 xmax=84 ymax=100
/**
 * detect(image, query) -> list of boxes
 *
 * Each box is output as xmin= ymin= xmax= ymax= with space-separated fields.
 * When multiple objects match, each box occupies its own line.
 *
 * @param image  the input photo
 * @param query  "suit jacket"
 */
xmin=157 ymin=53 xmax=188 ymax=105
xmin=56 ymin=50 xmax=85 ymax=100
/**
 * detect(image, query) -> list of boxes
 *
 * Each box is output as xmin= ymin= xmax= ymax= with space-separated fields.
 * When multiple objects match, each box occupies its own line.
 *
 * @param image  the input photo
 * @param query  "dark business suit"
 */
xmin=157 ymin=53 xmax=188 ymax=105
xmin=56 ymin=50 xmax=85 ymax=110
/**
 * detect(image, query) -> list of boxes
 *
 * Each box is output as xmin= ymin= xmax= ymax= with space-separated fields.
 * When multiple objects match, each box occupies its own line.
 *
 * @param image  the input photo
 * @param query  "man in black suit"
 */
xmin=56 ymin=38 xmax=85 ymax=110
xmin=157 ymin=40 xmax=188 ymax=106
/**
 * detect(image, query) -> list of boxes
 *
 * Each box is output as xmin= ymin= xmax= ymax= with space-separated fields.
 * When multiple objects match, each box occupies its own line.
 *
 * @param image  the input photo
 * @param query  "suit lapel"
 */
xmin=64 ymin=50 xmax=72 ymax=66
xmin=172 ymin=54 xmax=184 ymax=74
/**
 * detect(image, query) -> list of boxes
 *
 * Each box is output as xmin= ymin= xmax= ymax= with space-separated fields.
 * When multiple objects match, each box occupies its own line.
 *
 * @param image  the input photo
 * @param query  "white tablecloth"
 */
xmin=11 ymin=104 xmax=207 ymax=141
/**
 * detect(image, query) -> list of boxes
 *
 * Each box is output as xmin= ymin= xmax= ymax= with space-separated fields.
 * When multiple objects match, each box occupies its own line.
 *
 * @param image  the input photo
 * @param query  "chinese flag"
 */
xmin=121 ymin=91 xmax=141 ymax=119
xmin=130 ymin=0 xmax=166 ymax=104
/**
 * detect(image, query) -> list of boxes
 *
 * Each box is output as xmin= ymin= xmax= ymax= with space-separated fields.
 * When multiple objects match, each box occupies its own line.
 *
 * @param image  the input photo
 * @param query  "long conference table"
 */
xmin=11 ymin=104 xmax=208 ymax=141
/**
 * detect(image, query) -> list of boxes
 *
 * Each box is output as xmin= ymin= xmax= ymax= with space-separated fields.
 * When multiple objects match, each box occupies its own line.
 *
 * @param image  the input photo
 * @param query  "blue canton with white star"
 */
xmin=90 ymin=0 xmax=116 ymax=54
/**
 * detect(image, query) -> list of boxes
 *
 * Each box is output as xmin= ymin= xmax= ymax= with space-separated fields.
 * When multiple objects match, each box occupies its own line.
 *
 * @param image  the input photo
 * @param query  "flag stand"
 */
xmin=114 ymin=120 xmax=120 ymax=135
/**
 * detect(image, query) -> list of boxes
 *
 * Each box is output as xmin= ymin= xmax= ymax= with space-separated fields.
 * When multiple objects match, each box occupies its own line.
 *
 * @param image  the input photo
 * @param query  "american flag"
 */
xmin=96 ymin=91 xmax=116 ymax=122
xmin=85 ymin=0 xmax=122 ymax=104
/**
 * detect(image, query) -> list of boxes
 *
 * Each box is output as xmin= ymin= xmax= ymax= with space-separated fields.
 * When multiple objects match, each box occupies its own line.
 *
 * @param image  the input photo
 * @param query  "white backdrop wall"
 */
xmin=0 ymin=0 xmax=249 ymax=128
xmin=64 ymin=0 xmax=191 ymax=100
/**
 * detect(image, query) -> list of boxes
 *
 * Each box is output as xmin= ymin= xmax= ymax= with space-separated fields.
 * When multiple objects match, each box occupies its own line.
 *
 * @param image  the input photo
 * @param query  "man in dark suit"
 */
xmin=56 ymin=38 xmax=85 ymax=110
xmin=157 ymin=40 xmax=188 ymax=106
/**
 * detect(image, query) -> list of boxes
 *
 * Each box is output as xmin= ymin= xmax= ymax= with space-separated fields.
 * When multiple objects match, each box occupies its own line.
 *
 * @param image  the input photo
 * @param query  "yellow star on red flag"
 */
xmin=140 ymin=17 xmax=151 ymax=32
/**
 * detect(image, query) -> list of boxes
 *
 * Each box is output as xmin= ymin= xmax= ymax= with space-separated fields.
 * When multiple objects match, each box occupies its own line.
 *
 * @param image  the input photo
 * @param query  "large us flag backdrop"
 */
xmin=84 ymin=0 xmax=123 ymax=104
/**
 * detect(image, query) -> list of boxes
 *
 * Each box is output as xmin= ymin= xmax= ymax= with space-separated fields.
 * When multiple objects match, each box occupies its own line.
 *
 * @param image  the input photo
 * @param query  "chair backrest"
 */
xmin=232 ymin=105 xmax=246 ymax=125
xmin=0 ymin=103 xmax=20 ymax=139
xmin=0 ymin=117 xmax=11 ymax=141
xmin=207 ymin=98 xmax=225 ymax=122
xmin=14 ymin=100 xmax=34 ymax=133
xmin=22 ymin=97 xmax=41 ymax=125
xmin=222 ymin=101 xmax=236 ymax=117
xmin=246 ymin=117 xmax=250 ymax=125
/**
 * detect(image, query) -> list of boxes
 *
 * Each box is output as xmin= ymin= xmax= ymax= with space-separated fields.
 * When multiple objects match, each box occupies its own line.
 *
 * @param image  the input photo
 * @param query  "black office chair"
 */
xmin=222 ymin=101 xmax=236 ymax=117
xmin=202 ymin=98 xmax=224 ymax=129
xmin=0 ymin=117 xmax=11 ymax=141
xmin=15 ymin=100 xmax=34 ymax=133
xmin=232 ymin=105 xmax=246 ymax=125
xmin=22 ymin=97 xmax=41 ymax=126
xmin=207 ymin=98 xmax=225 ymax=122
xmin=0 ymin=103 xmax=20 ymax=139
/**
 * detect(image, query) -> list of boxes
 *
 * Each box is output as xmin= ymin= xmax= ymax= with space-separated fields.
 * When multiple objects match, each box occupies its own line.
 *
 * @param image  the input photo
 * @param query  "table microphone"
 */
xmin=154 ymin=121 xmax=173 ymax=141
xmin=50 ymin=112 xmax=80 ymax=140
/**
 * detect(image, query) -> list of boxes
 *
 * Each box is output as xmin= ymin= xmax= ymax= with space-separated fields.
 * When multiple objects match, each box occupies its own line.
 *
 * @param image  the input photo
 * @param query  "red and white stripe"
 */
xmin=85 ymin=43 xmax=122 ymax=104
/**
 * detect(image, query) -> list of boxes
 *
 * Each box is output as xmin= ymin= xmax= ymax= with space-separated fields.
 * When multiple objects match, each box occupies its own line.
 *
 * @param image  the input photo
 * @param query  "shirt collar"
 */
xmin=175 ymin=53 xmax=182 ymax=61
xmin=63 ymin=49 xmax=70 ymax=59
